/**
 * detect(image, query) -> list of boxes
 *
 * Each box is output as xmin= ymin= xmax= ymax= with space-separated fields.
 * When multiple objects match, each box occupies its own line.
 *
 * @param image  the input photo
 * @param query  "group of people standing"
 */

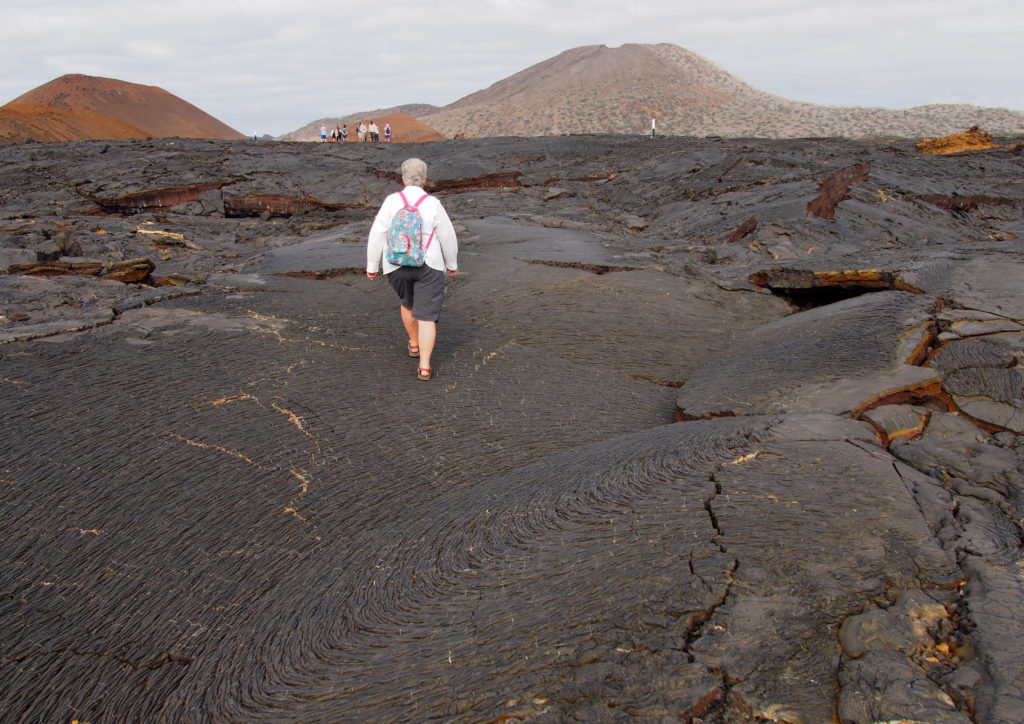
xmin=320 ymin=121 xmax=391 ymax=142
xmin=359 ymin=121 xmax=392 ymax=142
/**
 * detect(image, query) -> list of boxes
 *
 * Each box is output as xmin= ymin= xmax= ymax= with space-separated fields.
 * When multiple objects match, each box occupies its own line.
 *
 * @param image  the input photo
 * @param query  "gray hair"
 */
xmin=401 ymin=158 xmax=427 ymax=187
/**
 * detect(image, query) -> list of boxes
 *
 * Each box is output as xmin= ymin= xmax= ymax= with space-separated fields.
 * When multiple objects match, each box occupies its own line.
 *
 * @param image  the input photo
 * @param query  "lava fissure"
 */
xmin=515 ymin=258 xmax=637 ymax=275
xmin=806 ymin=161 xmax=872 ymax=220
xmin=749 ymin=268 xmax=924 ymax=311
xmin=80 ymin=182 xmax=224 ymax=214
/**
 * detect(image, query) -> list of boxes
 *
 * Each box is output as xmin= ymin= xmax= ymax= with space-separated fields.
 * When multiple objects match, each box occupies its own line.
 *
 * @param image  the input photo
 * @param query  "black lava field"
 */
xmin=1 ymin=134 xmax=1022 ymax=722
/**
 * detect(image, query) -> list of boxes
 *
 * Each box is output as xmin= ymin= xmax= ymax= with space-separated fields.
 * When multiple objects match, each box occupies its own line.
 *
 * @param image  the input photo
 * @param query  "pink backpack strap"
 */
xmin=415 ymin=193 xmax=435 ymax=251
xmin=398 ymin=190 xmax=409 ymax=206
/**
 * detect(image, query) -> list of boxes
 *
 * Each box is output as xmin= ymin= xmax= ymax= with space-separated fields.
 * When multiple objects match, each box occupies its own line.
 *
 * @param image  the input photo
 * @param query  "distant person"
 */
xmin=369 ymin=121 xmax=379 ymax=142
xmin=384 ymin=123 xmax=391 ymax=142
xmin=320 ymin=125 xmax=327 ymax=142
xmin=341 ymin=124 xmax=348 ymax=142
xmin=358 ymin=122 xmax=366 ymax=142
xmin=366 ymin=158 xmax=458 ymax=381
xmin=330 ymin=126 xmax=338 ymax=142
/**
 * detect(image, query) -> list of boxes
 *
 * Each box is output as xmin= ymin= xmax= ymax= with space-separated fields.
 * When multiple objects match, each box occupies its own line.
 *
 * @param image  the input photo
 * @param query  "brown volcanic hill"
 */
xmin=0 ymin=102 xmax=149 ymax=142
xmin=281 ymin=111 xmax=445 ymax=143
xmin=8 ymin=74 xmax=245 ymax=140
xmin=418 ymin=43 xmax=1024 ymax=139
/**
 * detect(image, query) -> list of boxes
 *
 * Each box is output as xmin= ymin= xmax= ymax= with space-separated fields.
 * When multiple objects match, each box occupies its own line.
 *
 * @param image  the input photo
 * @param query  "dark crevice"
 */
xmin=370 ymin=167 xmax=524 ymax=195
xmin=749 ymin=268 xmax=924 ymax=311
xmin=704 ymin=479 xmax=726 ymax=552
xmin=272 ymin=268 xmax=364 ymax=280
xmin=540 ymin=174 xmax=617 ymax=185
xmin=858 ymin=414 xmax=894 ymax=447
xmin=676 ymin=408 xmax=736 ymax=423
xmin=515 ymin=258 xmax=638 ymax=275
xmin=81 ymin=172 xmax=528 ymax=218
xmin=222 ymin=194 xmax=357 ymax=217
xmin=77 ymin=181 xmax=224 ymax=214
xmin=851 ymin=377 xmax=1010 ymax=437
xmin=918 ymin=193 xmax=1017 ymax=217
xmin=851 ymin=378 xmax=955 ymax=419
xmin=79 ymin=183 xmax=362 ymax=218
xmin=908 ymin=321 xmax=942 ymax=367
xmin=429 ymin=173 xmax=522 ymax=194
xmin=681 ymin=472 xmax=737 ymax=720
xmin=769 ymin=284 xmax=888 ymax=310
xmin=628 ymin=373 xmax=685 ymax=388
xmin=8 ymin=257 xmax=155 ymax=284
xmin=683 ymin=561 xmax=736 ymax=650
xmin=878 ymin=317 xmax=1018 ymax=436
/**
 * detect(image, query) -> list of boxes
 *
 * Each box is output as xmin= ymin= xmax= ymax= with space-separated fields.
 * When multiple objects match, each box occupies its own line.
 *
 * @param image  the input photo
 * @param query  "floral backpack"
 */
xmin=385 ymin=191 xmax=435 ymax=266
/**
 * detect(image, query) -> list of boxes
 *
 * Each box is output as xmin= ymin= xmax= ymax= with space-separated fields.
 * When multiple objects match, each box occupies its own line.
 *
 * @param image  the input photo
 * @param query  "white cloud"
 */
xmin=1 ymin=0 xmax=1021 ymax=136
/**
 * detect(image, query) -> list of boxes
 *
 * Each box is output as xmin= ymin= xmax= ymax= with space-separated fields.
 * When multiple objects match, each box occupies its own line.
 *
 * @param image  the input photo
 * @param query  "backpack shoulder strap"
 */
xmin=415 ymin=194 xmax=435 ymax=250
xmin=398 ymin=190 xmax=409 ymax=206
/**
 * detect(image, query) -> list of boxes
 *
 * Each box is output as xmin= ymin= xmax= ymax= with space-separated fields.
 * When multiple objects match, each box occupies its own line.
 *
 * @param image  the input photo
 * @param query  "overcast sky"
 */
xmin=3 ymin=0 xmax=1022 ymax=137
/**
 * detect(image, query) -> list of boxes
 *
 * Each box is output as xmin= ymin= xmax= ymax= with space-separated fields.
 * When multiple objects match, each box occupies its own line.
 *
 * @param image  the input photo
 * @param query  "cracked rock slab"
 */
xmin=891 ymin=410 xmax=1024 ymax=516
xmin=688 ymin=414 xmax=961 ymax=721
xmin=677 ymin=289 xmax=938 ymax=419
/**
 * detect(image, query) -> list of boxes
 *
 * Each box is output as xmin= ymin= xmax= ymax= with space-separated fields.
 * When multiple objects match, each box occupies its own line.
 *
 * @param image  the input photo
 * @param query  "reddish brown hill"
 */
xmin=0 ymin=102 xmax=149 ymax=142
xmin=8 ymin=74 xmax=245 ymax=140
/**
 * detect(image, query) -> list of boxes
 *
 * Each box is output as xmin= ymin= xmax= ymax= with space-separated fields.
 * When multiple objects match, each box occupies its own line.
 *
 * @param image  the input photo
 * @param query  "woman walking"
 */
xmin=366 ymin=158 xmax=458 ymax=380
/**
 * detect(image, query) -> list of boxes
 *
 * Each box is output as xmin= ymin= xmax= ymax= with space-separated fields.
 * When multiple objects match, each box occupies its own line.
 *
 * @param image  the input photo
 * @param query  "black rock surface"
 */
xmin=1 ymin=135 xmax=1022 ymax=722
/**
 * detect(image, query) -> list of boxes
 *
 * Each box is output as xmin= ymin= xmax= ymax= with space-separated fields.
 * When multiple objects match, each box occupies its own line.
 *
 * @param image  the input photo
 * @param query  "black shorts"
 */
xmin=388 ymin=265 xmax=446 ymax=322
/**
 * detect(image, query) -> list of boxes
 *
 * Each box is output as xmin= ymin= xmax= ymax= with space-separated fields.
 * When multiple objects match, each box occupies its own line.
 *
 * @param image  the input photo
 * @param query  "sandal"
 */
xmin=408 ymin=341 xmax=419 ymax=358
xmin=417 ymin=367 xmax=432 ymax=381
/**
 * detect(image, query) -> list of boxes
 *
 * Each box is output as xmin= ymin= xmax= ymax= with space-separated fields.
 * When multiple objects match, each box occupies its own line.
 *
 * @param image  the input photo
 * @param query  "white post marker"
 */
xmin=651 ymin=118 xmax=656 ymax=138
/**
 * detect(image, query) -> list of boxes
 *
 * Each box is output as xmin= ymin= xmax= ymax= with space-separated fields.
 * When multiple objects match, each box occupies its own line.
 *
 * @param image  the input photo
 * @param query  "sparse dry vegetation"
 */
xmin=416 ymin=44 xmax=1024 ymax=140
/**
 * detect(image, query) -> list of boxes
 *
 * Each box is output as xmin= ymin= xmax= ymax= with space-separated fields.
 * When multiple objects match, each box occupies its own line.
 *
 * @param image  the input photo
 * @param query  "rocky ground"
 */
xmin=0 ymin=134 xmax=1022 ymax=722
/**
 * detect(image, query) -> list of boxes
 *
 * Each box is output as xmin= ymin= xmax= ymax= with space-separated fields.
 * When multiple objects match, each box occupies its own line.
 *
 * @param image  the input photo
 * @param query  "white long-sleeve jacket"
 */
xmin=366 ymin=185 xmax=458 ymax=275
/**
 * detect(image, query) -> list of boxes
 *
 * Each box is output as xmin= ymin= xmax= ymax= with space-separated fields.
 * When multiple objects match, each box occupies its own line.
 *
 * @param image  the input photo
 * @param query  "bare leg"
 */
xmin=400 ymin=305 xmax=417 ymax=349
xmin=417 ymin=320 xmax=436 ymax=371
